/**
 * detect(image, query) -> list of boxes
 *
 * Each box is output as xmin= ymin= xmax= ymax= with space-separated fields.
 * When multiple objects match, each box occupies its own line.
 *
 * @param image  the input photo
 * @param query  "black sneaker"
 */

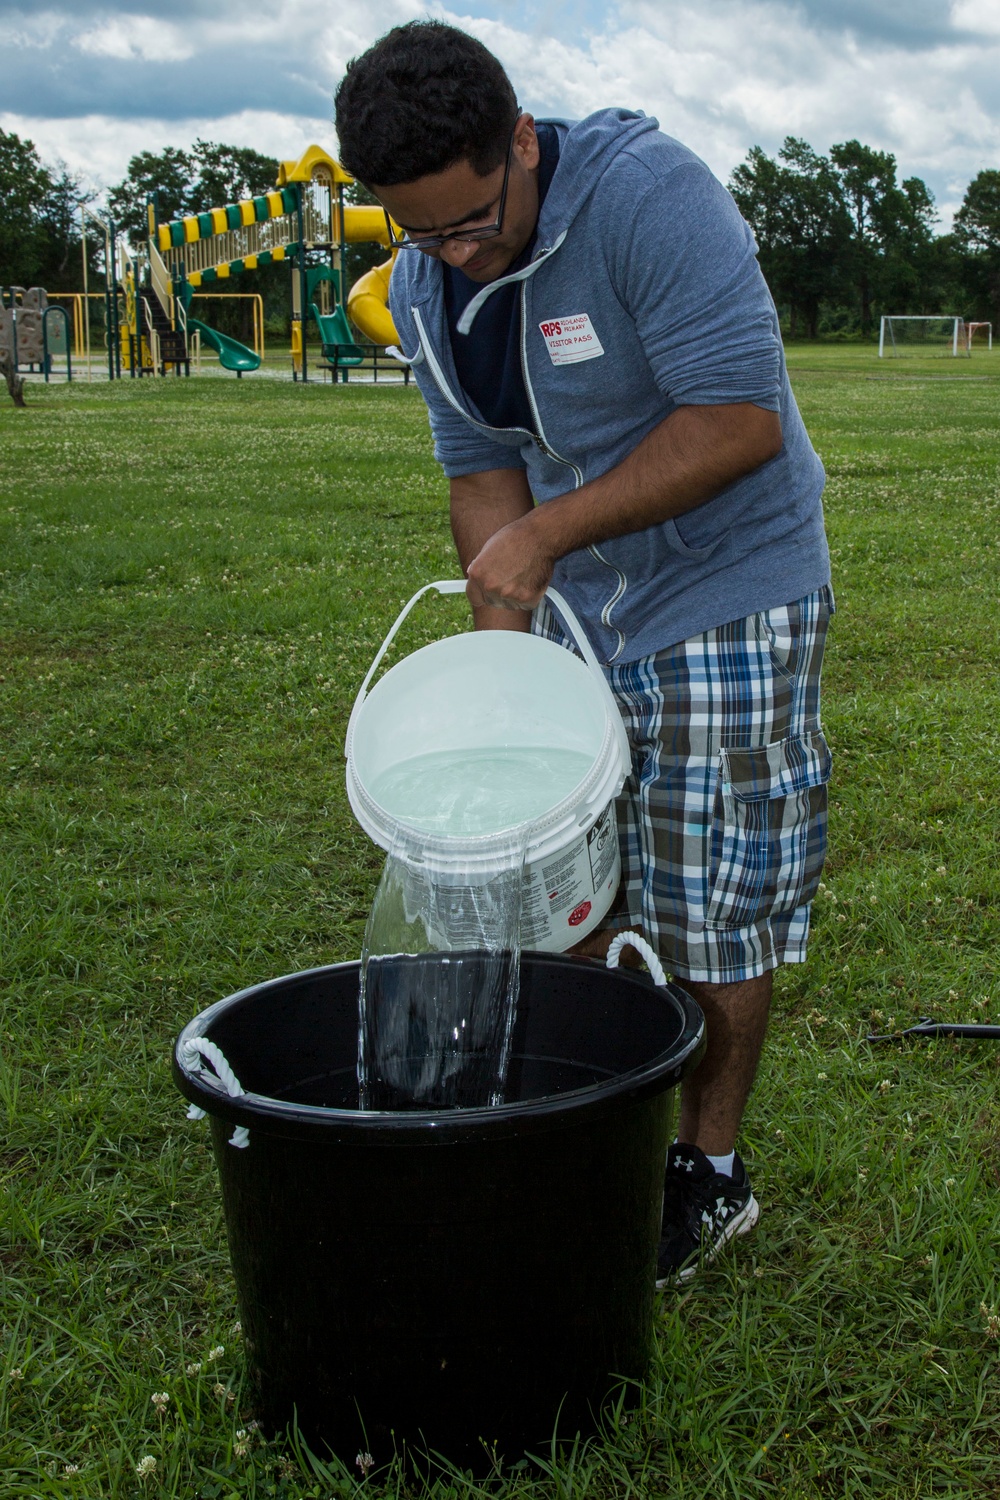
xmin=657 ymin=1143 xmax=759 ymax=1286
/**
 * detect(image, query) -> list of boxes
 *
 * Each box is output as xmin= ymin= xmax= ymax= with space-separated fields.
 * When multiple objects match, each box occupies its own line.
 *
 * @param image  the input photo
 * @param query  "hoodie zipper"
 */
xmin=518 ymin=280 xmax=627 ymax=663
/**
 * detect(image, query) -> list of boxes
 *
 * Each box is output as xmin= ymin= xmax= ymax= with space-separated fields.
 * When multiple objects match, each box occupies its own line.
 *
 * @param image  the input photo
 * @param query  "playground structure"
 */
xmin=0 ymin=287 xmax=72 ymax=382
xmin=80 ymin=144 xmax=403 ymax=383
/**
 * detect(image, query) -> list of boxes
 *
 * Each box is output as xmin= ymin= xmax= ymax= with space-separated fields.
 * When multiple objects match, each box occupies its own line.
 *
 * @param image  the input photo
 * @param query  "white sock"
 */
xmin=706 ymin=1150 xmax=735 ymax=1177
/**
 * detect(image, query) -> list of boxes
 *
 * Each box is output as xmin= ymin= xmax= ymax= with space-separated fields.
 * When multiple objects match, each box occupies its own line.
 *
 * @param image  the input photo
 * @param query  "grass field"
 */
xmin=2 ymin=344 xmax=999 ymax=1498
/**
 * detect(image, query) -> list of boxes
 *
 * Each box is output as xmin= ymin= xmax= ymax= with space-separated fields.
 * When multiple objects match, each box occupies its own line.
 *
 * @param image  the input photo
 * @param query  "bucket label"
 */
xmin=587 ymin=807 xmax=617 ymax=888
xmin=541 ymin=842 xmax=588 ymax=916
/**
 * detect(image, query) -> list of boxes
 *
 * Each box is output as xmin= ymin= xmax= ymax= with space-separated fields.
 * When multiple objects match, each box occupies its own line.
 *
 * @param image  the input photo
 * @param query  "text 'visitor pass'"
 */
xmin=539 ymin=314 xmax=605 ymax=365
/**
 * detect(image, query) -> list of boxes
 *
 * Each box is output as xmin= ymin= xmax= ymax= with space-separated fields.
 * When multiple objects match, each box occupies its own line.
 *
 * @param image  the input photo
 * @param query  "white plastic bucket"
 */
xmin=345 ymin=583 xmax=630 ymax=952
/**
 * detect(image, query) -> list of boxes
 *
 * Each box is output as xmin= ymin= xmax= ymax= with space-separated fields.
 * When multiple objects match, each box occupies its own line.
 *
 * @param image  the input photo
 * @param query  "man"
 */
xmin=335 ymin=21 xmax=833 ymax=1284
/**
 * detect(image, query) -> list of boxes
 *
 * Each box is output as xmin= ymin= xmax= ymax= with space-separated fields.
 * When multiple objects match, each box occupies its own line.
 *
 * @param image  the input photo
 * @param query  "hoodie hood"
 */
xmin=454 ymin=109 xmax=660 ymax=334
xmin=534 ymin=109 xmax=660 ymax=248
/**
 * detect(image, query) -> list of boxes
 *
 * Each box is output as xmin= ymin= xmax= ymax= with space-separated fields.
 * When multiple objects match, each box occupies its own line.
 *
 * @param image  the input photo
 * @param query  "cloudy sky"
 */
xmin=4 ymin=0 xmax=999 ymax=227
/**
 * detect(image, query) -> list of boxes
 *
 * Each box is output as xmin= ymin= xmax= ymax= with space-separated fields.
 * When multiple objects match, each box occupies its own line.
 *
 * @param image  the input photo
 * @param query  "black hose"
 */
xmin=867 ymin=1015 xmax=1000 ymax=1043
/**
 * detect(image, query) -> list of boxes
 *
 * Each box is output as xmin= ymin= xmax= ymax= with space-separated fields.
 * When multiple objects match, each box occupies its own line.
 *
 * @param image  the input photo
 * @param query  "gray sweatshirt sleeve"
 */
xmin=612 ymin=159 xmax=783 ymax=413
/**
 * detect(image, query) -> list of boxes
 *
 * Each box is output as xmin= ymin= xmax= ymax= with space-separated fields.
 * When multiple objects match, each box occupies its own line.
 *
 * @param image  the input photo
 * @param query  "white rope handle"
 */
xmin=606 ymin=930 xmax=667 ymax=988
xmin=180 ymin=1037 xmax=250 ymax=1148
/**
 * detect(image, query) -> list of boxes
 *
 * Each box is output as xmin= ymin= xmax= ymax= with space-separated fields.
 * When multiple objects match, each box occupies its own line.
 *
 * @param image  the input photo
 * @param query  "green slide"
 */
xmin=309 ymin=304 xmax=364 ymax=367
xmin=186 ymin=316 xmax=261 ymax=375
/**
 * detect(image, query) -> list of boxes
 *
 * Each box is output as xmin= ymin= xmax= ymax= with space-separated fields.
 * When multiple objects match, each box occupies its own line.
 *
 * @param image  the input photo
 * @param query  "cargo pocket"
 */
xmin=705 ymin=731 xmax=832 ymax=931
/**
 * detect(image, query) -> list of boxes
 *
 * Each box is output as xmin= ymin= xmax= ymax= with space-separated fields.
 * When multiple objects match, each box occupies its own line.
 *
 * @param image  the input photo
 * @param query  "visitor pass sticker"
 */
xmin=538 ymin=314 xmax=605 ymax=365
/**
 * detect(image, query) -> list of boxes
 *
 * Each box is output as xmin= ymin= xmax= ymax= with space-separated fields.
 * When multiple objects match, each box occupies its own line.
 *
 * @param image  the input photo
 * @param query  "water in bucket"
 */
xmin=368 ymin=746 xmax=594 ymax=836
xmin=358 ymin=823 xmax=527 ymax=1111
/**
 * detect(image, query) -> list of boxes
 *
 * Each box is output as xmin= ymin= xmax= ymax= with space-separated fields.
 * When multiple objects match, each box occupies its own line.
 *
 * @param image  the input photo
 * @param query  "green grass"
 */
xmin=2 ymin=347 xmax=999 ymax=1498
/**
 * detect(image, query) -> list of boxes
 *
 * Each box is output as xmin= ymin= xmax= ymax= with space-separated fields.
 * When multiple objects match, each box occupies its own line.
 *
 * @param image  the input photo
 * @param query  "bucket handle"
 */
xmin=344 ymin=580 xmax=466 ymax=758
xmin=607 ymin=930 xmax=667 ymax=987
xmin=544 ymin=587 xmax=631 ymax=769
xmin=344 ymin=580 xmax=631 ymax=771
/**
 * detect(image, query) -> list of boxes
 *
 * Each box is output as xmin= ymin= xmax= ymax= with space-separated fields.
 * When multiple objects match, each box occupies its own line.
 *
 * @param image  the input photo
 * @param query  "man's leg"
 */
xmin=675 ymin=973 xmax=772 ymax=1155
xmin=571 ymin=941 xmax=773 ymax=1153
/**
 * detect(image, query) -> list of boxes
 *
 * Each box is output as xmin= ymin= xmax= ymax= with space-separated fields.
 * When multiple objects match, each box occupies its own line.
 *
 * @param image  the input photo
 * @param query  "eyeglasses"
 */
xmin=385 ymin=114 xmax=521 ymax=252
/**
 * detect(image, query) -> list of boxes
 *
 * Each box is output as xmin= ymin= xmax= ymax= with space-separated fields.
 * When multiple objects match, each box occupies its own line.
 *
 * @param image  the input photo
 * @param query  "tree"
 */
xmin=954 ymin=169 xmax=1000 ymax=254
xmin=189 ymin=141 xmax=279 ymax=211
xmin=106 ymin=146 xmax=193 ymax=246
xmin=0 ymin=130 xmax=52 ymax=286
xmin=828 ymin=140 xmax=931 ymax=334
xmin=954 ymin=170 xmax=1000 ymax=323
xmin=36 ymin=165 xmax=95 ymax=290
xmin=730 ymin=138 xmax=851 ymax=338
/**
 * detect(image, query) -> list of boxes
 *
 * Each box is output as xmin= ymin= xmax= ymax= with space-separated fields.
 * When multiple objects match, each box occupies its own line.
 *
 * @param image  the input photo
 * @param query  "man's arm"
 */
xmin=451 ymin=467 xmax=535 ymax=630
xmin=465 ymin=401 xmax=782 ymax=613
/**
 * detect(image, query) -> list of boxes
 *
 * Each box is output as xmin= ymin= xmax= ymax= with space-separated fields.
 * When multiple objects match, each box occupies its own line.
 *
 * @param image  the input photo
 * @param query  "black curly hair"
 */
xmin=334 ymin=21 xmax=518 ymax=186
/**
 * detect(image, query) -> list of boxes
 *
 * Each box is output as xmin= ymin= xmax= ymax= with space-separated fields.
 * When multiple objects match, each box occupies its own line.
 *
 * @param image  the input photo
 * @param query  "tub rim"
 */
xmin=173 ymin=955 xmax=705 ymax=1145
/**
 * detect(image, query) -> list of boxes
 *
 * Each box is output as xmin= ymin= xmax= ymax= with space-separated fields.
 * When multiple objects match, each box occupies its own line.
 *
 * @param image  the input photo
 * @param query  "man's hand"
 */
xmin=465 ymin=511 xmax=555 ymax=612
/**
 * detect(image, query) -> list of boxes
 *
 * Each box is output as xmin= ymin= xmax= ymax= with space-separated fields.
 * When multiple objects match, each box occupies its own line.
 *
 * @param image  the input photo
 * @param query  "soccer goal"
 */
xmin=878 ymin=316 xmax=969 ymax=357
xmin=964 ymin=321 xmax=993 ymax=351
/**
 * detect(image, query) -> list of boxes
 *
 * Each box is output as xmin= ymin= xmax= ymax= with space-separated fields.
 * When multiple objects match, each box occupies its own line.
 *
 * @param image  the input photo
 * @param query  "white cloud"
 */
xmin=0 ymin=109 xmax=336 ymax=198
xmin=453 ymin=0 xmax=1000 ymax=224
xmin=951 ymin=0 xmax=1000 ymax=37
xmin=5 ymin=0 xmax=1000 ymax=226
xmin=74 ymin=15 xmax=195 ymax=63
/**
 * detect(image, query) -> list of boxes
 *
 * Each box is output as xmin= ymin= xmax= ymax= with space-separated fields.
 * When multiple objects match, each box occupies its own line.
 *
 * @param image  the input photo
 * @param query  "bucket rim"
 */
xmin=172 ymin=956 xmax=705 ymax=1142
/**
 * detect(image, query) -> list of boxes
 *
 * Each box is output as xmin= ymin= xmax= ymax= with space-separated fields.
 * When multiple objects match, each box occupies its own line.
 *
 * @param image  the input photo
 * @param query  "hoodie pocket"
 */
xmin=661 ymin=515 xmax=732 ymax=562
xmin=705 ymin=731 xmax=832 ymax=931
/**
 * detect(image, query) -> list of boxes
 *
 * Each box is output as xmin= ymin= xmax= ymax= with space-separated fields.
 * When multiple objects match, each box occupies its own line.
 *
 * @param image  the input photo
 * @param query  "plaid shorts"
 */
xmin=535 ymin=587 xmax=834 ymax=983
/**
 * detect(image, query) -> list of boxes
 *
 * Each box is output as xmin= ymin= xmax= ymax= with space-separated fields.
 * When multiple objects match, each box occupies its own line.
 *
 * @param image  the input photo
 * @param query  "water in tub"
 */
xmin=358 ymin=744 xmax=592 ymax=1110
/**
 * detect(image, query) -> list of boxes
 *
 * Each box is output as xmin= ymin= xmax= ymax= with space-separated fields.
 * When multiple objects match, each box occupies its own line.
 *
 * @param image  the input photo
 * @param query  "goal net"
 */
xmin=879 ymin=316 xmax=968 ymax=357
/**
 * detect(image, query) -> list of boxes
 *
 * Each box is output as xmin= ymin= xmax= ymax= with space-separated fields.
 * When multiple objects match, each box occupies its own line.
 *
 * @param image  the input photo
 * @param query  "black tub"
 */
xmin=173 ymin=954 xmax=704 ymax=1469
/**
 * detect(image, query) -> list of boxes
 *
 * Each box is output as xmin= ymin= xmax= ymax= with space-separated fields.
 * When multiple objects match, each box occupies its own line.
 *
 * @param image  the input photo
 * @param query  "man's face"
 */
xmin=370 ymin=115 xmax=541 ymax=283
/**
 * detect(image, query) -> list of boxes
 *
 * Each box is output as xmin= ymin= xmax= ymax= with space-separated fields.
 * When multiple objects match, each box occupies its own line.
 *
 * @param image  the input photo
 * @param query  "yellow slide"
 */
xmin=341 ymin=206 xmax=400 ymax=348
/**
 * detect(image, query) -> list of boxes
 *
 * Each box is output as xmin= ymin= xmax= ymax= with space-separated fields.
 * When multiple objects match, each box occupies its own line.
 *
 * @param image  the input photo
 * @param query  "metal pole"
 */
xmin=297 ymin=184 xmax=308 ymax=384
xmin=103 ymin=224 xmax=114 ymax=381
xmin=878 ymin=316 xmax=885 ymax=358
xmin=81 ymin=208 xmax=92 ymax=381
xmin=110 ymin=217 xmax=121 ymax=380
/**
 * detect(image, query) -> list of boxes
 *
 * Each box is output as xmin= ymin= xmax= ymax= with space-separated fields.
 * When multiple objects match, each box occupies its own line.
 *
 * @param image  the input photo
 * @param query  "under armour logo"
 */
xmin=676 ymin=1157 xmax=695 ymax=1173
xmin=701 ymin=1196 xmax=728 ymax=1226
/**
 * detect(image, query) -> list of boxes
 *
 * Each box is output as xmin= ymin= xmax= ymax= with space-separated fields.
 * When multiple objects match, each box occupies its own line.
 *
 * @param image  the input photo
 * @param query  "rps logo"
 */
xmin=539 ymin=320 xmax=562 ymax=338
xmin=567 ymin=901 xmax=592 ymax=927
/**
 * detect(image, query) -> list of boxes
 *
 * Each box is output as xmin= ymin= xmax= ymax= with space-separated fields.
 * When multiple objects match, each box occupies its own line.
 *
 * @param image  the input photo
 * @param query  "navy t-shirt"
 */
xmin=444 ymin=125 xmax=560 ymax=433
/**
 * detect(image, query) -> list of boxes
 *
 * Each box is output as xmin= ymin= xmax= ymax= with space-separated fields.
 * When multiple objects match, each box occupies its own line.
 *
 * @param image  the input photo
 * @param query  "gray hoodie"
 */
xmin=388 ymin=109 xmax=830 ymax=665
